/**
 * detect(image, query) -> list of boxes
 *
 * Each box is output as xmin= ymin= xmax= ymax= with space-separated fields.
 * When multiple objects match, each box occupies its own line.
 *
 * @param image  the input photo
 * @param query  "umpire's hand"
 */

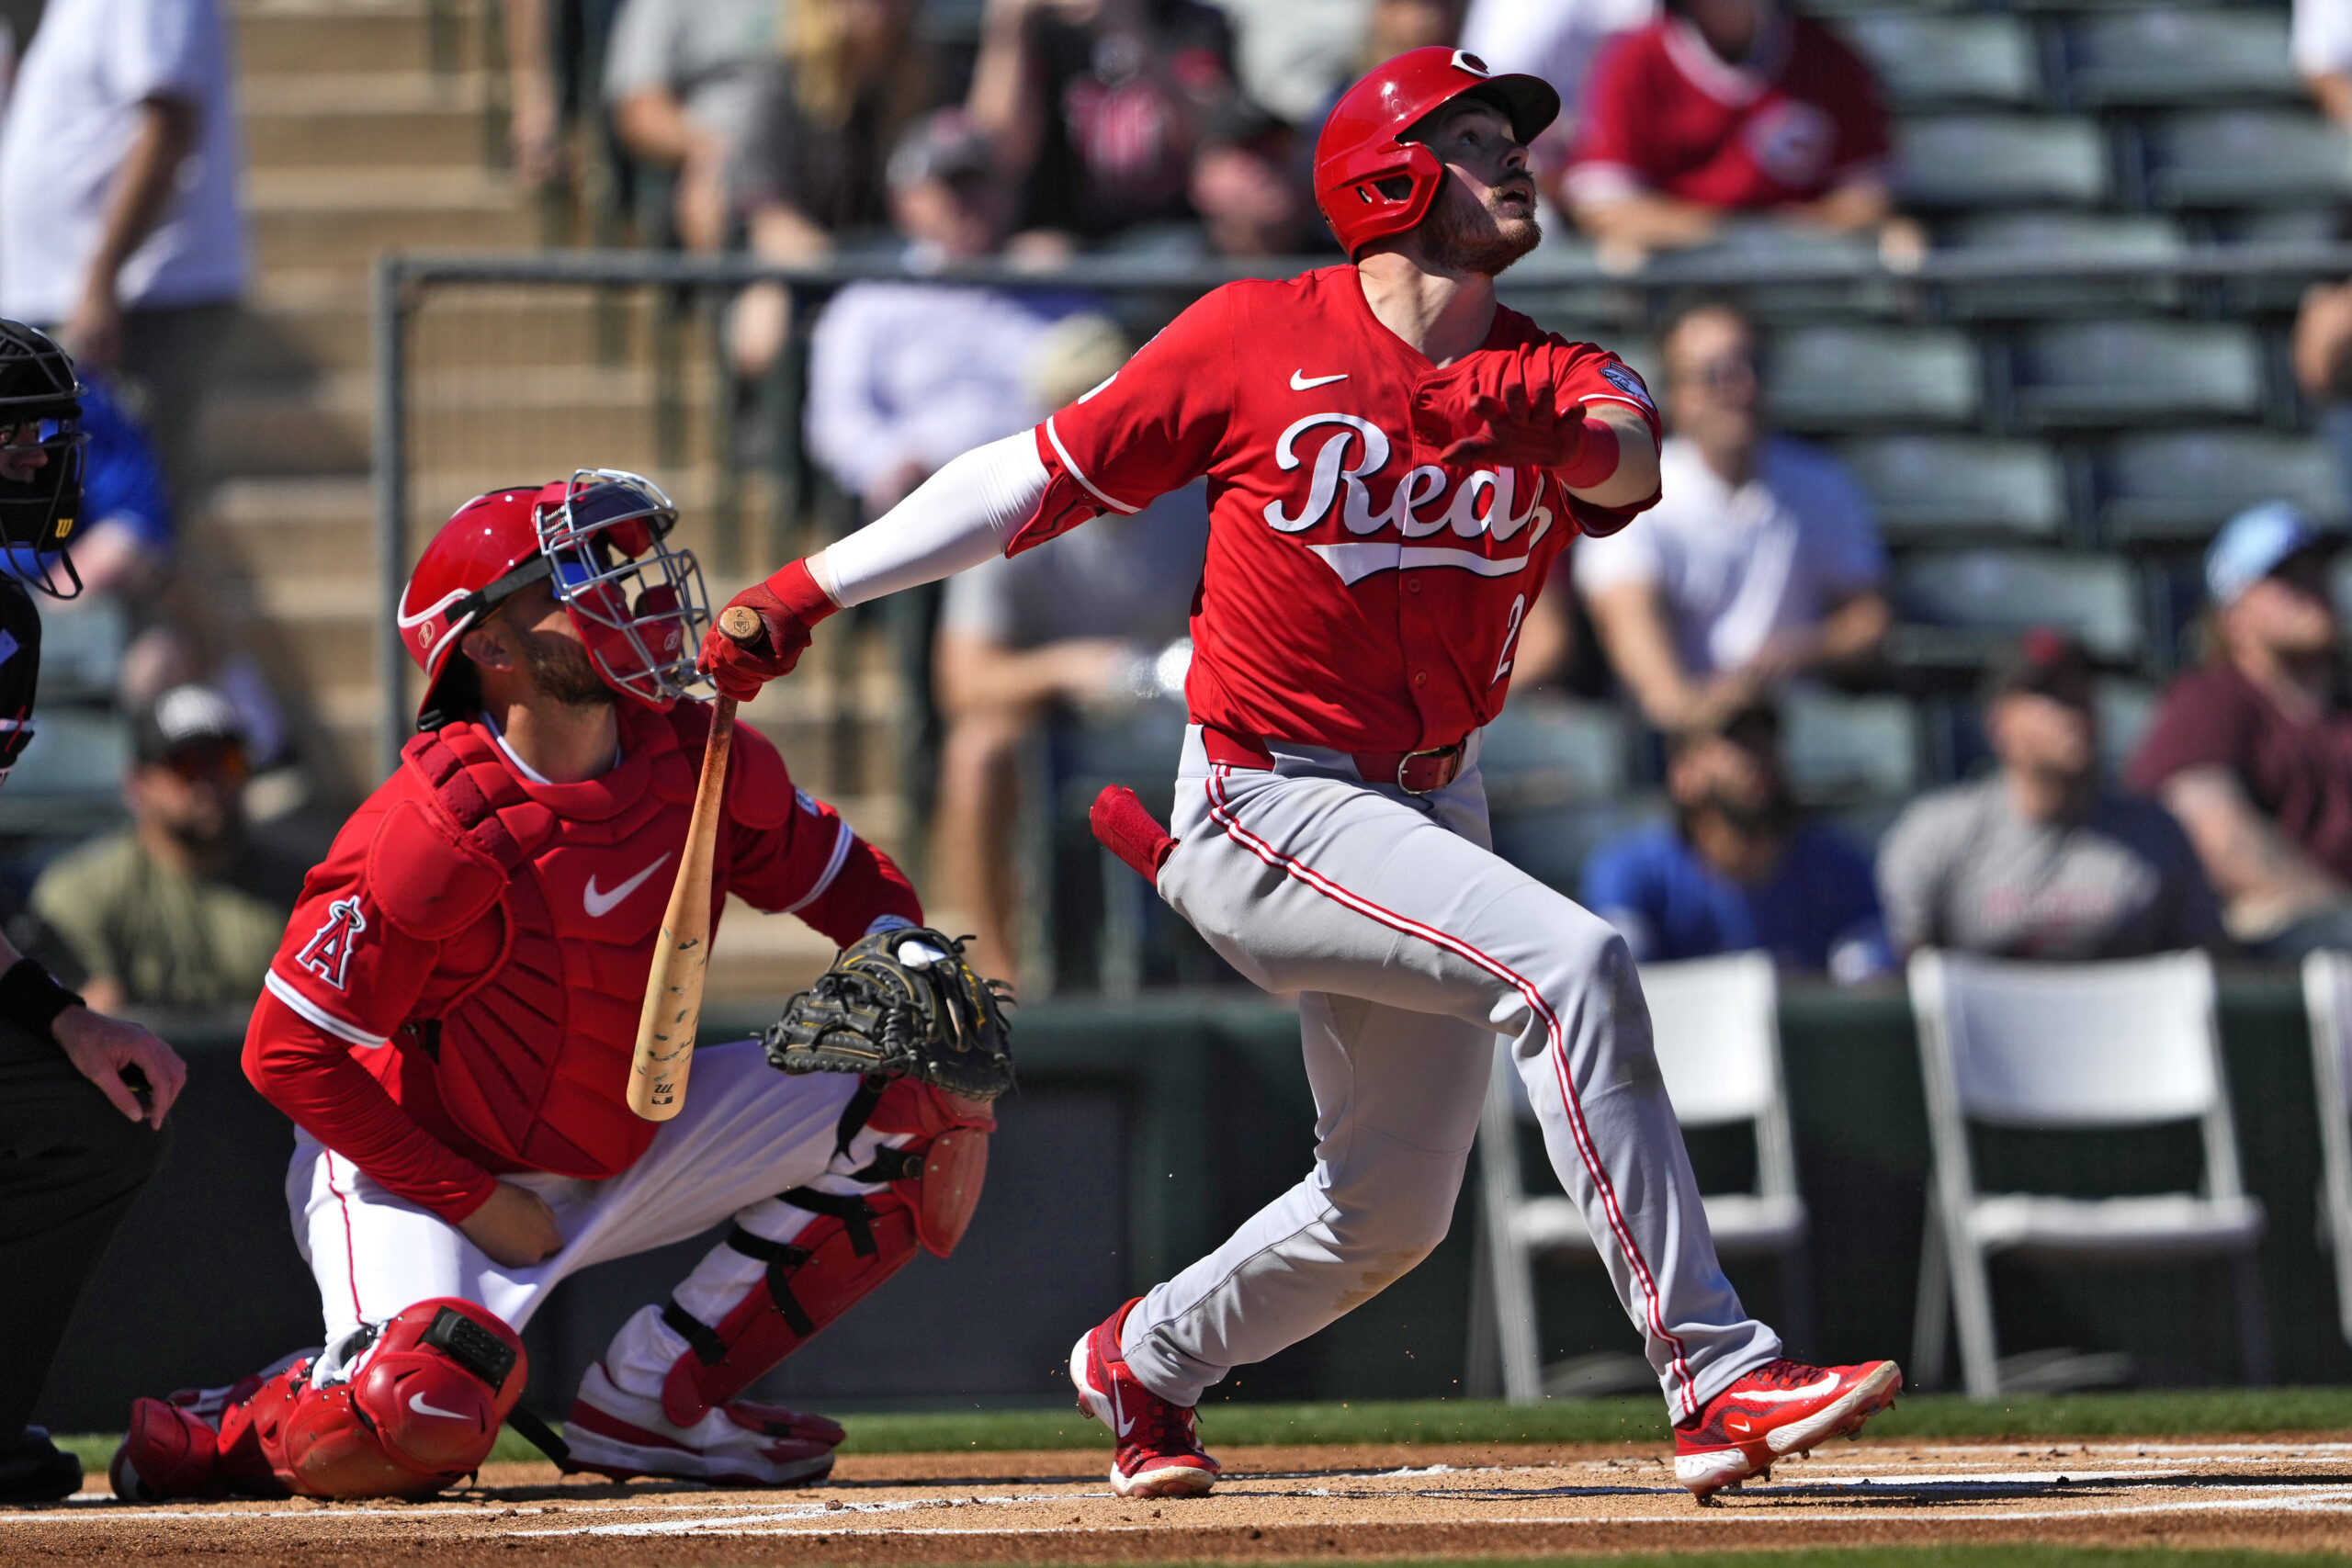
xmin=52 ymin=1006 xmax=187 ymax=1130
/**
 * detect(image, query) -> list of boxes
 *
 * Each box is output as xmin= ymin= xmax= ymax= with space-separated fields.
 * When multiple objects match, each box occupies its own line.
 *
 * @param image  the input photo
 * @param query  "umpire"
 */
xmin=0 ymin=321 xmax=183 ymax=1501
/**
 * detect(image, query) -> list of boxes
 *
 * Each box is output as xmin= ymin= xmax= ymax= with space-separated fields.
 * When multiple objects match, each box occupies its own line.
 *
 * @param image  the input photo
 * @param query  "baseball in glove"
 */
xmin=763 ymin=927 xmax=1015 ymax=1102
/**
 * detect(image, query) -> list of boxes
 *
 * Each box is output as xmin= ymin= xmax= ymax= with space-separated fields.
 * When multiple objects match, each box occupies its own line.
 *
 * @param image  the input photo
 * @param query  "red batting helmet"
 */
xmin=397 ymin=469 xmax=710 ymax=727
xmin=1313 ymin=47 xmax=1561 ymax=259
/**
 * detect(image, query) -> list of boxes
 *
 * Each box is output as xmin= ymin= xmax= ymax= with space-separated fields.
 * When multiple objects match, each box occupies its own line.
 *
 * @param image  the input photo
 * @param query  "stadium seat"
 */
xmin=2095 ymin=677 xmax=2160 ymax=781
xmin=1477 ymin=694 xmax=1629 ymax=814
xmin=1939 ymin=212 xmax=2187 ymax=317
xmin=1894 ymin=547 xmax=2144 ymax=663
xmin=2007 ymin=320 xmax=2265 ymax=428
xmin=0 ymin=704 xmax=130 ymax=834
xmin=2096 ymin=431 xmax=2348 ymax=542
xmin=24 ymin=595 xmax=125 ymax=703
xmin=1766 ymin=326 xmax=1982 ymax=430
xmin=1841 ymin=13 xmax=2041 ymax=106
xmin=1778 ymin=689 xmax=1921 ymax=807
xmin=2143 ymin=110 xmax=2352 ymax=208
xmin=1909 ymin=951 xmax=2269 ymax=1397
xmin=1895 ymin=116 xmax=2111 ymax=209
xmin=1476 ymin=953 xmax=1813 ymax=1402
xmin=1837 ymin=434 xmax=2069 ymax=540
xmin=2061 ymin=8 xmax=2297 ymax=106
xmin=2299 ymin=952 xmax=2352 ymax=1348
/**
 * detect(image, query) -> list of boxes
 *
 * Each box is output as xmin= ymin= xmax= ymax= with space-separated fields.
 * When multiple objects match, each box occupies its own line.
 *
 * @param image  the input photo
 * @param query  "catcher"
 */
xmin=109 ymin=474 xmax=1012 ymax=1502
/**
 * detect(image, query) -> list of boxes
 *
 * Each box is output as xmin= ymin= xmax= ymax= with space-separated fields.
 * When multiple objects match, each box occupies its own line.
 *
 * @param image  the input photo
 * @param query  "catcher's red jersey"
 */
xmin=1019 ymin=265 xmax=1660 ymax=753
xmin=246 ymin=701 xmax=919 ymax=1221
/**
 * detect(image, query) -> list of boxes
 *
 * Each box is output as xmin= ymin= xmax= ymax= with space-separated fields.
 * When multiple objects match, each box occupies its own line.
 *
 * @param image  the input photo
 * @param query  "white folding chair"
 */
xmin=2300 ymin=951 xmax=2352 ymax=1348
xmin=1908 ymin=950 xmax=2268 ymax=1398
xmin=1475 ymin=953 xmax=1811 ymax=1404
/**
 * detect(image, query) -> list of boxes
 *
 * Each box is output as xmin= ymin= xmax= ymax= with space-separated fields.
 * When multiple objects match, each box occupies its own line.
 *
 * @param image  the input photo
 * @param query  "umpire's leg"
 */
xmin=0 ymin=1020 xmax=171 ymax=1439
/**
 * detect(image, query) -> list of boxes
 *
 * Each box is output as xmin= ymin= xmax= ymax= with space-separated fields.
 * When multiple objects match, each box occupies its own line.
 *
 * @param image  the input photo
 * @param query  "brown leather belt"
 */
xmin=1201 ymin=723 xmax=1467 ymax=796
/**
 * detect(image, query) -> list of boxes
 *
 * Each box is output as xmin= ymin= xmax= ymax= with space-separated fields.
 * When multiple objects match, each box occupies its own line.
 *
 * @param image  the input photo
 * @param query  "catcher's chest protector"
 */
xmin=398 ymin=719 xmax=707 ymax=1176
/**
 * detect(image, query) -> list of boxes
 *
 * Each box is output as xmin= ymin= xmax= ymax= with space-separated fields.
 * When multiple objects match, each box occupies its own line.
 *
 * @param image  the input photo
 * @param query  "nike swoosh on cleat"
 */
xmin=1290 ymin=370 xmax=1348 ymax=390
xmin=1735 ymin=1372 xmax=1843 ymax=1404
xmin=408 ymin=1391 xmax=472 ymax=1421
xmin=584 ymin=852 xmax=672 ymax=918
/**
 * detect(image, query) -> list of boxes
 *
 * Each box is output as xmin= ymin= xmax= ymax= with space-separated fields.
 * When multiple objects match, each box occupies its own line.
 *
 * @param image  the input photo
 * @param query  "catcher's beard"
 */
xmin=1416 ymin=177 xmax=1542 ymax=276
xmin=520 ymin=626 xmax=617 ymax=708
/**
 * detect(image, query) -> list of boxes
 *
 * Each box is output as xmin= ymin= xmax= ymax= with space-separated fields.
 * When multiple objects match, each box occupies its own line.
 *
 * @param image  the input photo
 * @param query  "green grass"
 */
xmin=54 ymin=1386 xmax=2352 ymax=1472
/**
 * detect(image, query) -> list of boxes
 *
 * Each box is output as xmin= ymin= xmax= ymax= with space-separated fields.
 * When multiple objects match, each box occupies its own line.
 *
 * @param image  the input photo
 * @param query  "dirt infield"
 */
xmin=6 ymin=1437 xmax=2348 ymax=1565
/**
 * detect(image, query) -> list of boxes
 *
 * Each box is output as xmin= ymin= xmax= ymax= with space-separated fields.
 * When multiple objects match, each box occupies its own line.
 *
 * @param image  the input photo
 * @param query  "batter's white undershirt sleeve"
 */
xmin=818 ymin=433 xmax=1049 ymax=607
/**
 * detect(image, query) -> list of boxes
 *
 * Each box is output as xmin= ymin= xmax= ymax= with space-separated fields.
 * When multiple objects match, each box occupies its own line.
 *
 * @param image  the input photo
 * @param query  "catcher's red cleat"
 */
xmin=109 ymin=1373 xmax=271 ymax=1502
xmin=1069 ymin=1298 xmax=1219 ymax=1499
xmin=562 ymin=1362 xmax=843 ymax=1486
xmin=1673 ymin=1358 xmax=1902 ymax=1499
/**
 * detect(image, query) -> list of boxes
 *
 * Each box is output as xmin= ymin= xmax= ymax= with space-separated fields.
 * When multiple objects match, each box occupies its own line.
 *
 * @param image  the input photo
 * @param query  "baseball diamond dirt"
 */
xmin=6 ymin=1437 xmax=2350 ymax=1565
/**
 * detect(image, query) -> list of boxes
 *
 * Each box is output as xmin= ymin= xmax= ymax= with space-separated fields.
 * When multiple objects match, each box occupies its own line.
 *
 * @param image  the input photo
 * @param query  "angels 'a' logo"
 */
xmin=295 ymin=897 xmax=368 ymax=992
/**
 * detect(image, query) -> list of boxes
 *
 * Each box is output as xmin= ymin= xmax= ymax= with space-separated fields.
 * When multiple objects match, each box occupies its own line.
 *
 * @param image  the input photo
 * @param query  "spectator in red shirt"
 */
xmin=1564 ymin=0 xmax=1917 ymax=269
xmin=2128 ymin=502 xmax=2352 ymax=960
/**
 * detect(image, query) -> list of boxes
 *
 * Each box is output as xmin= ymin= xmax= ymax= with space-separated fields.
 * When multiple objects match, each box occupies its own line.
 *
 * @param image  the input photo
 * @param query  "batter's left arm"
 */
xmin=1570 ymin=403 xmax=1659 ymax=512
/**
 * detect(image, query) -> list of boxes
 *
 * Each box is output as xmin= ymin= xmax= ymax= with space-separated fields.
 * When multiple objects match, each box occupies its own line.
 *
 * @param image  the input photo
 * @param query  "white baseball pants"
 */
xmin=288 ymin=1040 xmax=897 ymax=1401
xmin=1125 ymin=728 xmax=1780 ymax=1420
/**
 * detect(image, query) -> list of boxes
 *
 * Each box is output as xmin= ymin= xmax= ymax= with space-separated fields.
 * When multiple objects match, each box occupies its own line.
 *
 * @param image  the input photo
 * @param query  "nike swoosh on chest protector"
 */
xmin=408 ymin=1391 xmax=473 ymax=1421
xmin=583 ymin=852 xmax=673 ymax=918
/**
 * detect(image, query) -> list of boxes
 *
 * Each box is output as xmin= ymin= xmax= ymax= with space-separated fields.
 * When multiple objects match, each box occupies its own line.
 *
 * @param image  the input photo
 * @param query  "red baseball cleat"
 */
xmin=1069 ymin=1298 xmax=1220 ymax=1498
xmin=1673 ymin=1357 xmax=1902 ymax=1499
xmin=561 ymin=1362 xmax=843 ymax=1486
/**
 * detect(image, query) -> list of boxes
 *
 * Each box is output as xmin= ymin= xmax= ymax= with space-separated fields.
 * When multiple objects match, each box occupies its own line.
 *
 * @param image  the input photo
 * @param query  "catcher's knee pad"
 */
xmin=263 ymin=1300 xmax=527 ymax=1499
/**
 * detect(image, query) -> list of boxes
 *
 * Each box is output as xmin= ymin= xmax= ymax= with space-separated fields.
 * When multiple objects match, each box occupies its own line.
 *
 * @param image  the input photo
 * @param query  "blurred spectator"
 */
xmin=0 ymin=0 xmax=244 ymax=508
xmin=1575 ymin=298 xmax=1888 ymax=733
xmin=1879 ymin=631 xmax=2222 ymax=962
xmin=967 ymin=0 xmax=1234 ymax=245
xmin=1208 ymin=0 xmax=1368 ymax=126
xmin=1580 ymin=698 xmax=1887 ymax=980
xmin=602 ymin=0 xmax=780 ymax=249
xmin=505 ymin=0 xmax=627 ymax=195
xmin=1462 ymin=0 xmax=1654 ymax=214
xmin=2128 ymin=503 xmax=2352 ymax=961
xmin=803 ymin=112 xmax=1098 ymax=507
xmin=1565 ymin=0 xmax=1917 ymax=271
xmin=1188 ymin=97 xmax=1323 ymax=258
xmin=2295 ymin=0 xmax=2352 ymax=126
xmin=28 ymin=684 xmax=305 ymax=1012
xmin=2290 ymin=276 xmax=2352 ymax=503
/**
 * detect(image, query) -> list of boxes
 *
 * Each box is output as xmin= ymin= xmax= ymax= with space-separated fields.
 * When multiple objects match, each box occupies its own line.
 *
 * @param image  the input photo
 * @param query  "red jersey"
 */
xmin=1566 ymin=15 xmax=1891 ymax=211
xmin=1018 ymin=265 xmax=1660 ymax=753
xmin=245 ymin=702 xmax=920 ymax=1223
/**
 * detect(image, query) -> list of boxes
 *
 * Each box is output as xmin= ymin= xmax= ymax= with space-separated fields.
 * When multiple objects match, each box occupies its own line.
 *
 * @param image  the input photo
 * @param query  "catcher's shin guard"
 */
xmin=660 ymin=1081 xmax=993 ymax=1427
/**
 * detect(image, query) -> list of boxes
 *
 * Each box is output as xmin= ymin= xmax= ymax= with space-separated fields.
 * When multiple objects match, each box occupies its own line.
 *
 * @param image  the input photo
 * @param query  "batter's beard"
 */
xmin=1416 ymin=185 xmax=1542 ymax=276
xmin=521 ymin=629 xmax=617 ymax=708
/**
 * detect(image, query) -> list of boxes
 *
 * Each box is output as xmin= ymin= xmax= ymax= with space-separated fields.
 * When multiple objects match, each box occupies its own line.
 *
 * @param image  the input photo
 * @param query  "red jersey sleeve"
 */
xmin=1818 ymin=26 xmax=1894 ymax=185
xmin=1012 ymin=287 xmax=1236 ymax=553
xmin=247 ymin=804 xmax=500 ymax=1221
xmin=720 ymin=722 xmax=924 ymax=946
xmin=1564 ymin=29 xmax=1661 ymax=200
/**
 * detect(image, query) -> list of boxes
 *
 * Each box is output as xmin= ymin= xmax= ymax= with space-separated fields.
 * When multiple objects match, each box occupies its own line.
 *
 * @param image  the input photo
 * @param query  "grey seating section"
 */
xmin=1766 ymin=326 xmax=1983 ymax=429
xmin=2094 ymin=678 xmax=2159 ymax=783
xmin=1838 ymin=435 xmax=2068 ymax=539
xmin=0 ymin=704 xmax=131 ymax=835
xmin=2007 ymin=320 xmax=2264 ymax=427
xmin=1476 ymin=695 xmax=1628 ymax=814
xmin=1897 ymin=116 xmax=2110 ymax=208
xmin=1780 ymin=690 xmax=1922 ymax=807
xmin=1896 ymin=548 xmax=2144 ymax=661
xmin=1940 ymin=212 xmax=2188 ymax=317
xmin=2097 ymin=431 xmax=2348 ymax=540
xmin=1842 ymin=14 xmax=2041 ymax=105
xmin=2144 ymin=110 xmax=2352 ymax=208
xmin=2062 ymin=8 xmax=2297 ymax=105
xmin=26 ymin=595 xmax=125 ymax=703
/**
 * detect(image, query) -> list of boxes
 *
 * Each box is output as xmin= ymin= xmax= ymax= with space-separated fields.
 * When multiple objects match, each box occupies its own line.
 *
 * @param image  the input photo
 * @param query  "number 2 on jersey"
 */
xmin=1492 ymin=593 xmax=1527 ymax=684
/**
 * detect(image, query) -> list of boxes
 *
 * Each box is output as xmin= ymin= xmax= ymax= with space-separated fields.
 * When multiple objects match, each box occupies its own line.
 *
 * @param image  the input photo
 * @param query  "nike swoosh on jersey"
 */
xmin=408 ymin=1391 xmax=473 ymax=1421
xmin=1732 ymin=1372 xmax=1843 ymax=1404
xmin=1290 ymin=370 xmax=1349 ymax=390
xmin=583 ymin=852 xmax=673 ymax=918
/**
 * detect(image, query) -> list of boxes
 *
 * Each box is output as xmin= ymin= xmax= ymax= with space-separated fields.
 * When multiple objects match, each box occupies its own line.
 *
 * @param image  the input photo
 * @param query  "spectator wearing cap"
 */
xmin=1186 ymin=96 xmax=1329 ymax=259
xmin=2129 ymin=502 xmax=2352 ymax=961
xmin=1564 ymin=0 xmax=1921 ymax=271
xmin=27 ymin=684 xmax=308 ymax=1012
xmin=1879 ymin=632 xmax=2222 ymax=962
xmin=1579 ymin=698 xmax=1889 ymax=980
xmin=1576 ymin=296 xmax=1890 ymax=733
xmin=602 ymin=0 xmax=783 ymax=250
xmin=797 ymin=111 xmax=1098 ymax=508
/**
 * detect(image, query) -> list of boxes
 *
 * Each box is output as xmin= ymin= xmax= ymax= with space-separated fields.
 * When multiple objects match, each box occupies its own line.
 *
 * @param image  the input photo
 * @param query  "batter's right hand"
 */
xmin=699 ymin=558 xmax=840 ymax=702
xmin=460 ymin=1180 xmax=564 ymax=1269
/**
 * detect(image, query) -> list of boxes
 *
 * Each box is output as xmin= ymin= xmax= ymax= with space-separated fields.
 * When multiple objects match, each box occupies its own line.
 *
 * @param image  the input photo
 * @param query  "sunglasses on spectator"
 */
xmin=1675 ymin=355 xmax=1758 ymax=392
xmin=154 ymin=740 xmax=250 ymax=784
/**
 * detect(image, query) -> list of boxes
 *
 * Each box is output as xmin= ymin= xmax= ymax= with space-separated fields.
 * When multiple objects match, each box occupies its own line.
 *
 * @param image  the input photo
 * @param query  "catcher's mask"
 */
xmin=401 ymin=468 xmax=711 ymax=725
xmin=0 ymin=321 xmax=86 ymax=600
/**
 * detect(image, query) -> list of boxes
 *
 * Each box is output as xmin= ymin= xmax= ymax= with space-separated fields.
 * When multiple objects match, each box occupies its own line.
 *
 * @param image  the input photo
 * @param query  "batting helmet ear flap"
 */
xmin=1317 ymin=139 xmax=1449 ymax=252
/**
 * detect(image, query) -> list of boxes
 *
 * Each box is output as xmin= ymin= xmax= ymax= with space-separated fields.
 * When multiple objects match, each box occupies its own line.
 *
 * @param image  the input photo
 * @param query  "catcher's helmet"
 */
xmin=0 ymin=321 xmax=86 ymax=599
xmin=398 ymin=469 xmax=710 ymax=728
xmin=1312 ymin=47 xmax=1560 ymax=259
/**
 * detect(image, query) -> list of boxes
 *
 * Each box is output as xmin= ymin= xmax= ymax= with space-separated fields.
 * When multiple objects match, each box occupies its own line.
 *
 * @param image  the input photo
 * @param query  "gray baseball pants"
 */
xmin=1119 ymin=727 xmax=1780 ymax=1421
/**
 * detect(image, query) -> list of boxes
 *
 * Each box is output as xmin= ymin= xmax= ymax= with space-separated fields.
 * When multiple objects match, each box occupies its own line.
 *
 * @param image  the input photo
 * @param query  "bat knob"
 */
xmin=718 ymin=604 xmax=763 ymax=647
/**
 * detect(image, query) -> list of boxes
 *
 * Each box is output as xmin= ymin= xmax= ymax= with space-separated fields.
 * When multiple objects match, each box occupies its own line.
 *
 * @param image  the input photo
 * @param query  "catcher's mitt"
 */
xmin=763 ymin=927 xmax=1015 ymax=1102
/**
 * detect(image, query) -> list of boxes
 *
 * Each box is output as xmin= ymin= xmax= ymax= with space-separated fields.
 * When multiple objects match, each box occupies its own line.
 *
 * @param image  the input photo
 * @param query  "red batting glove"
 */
xmin=1440 ymin=385 xmax=1620 ymax=491
xmin=699 ymin=558 xmax=840 ymax=701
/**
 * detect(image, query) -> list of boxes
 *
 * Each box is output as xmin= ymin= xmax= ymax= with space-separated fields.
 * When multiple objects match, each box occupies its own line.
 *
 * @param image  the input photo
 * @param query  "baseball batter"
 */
xmin=703 ymin=49 xmax=1899 ymax=1501
xmin=110 ymin=471 xmax=996 ymax=1501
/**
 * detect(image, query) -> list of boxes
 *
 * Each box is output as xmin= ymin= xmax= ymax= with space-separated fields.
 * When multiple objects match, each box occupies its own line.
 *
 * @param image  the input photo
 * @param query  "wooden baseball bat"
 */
xmin=628 ymin=604 xmax=764 ymax=1122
